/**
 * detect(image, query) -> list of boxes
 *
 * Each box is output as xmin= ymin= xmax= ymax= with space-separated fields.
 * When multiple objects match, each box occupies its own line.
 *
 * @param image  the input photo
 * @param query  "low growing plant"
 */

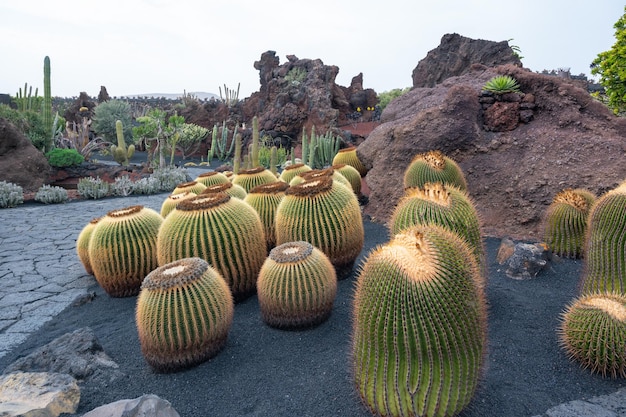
xmin=150 ymin=166 xmax=188 ymax=191
xmin=132 ymin=177 xmax=161 ymax=195
xmin=0 ymin=181 xmax=24 ymax=208
xmin=77 ymin=176 xmax=110 ymax=199
xmin=111 ymin=175 xmax=134 ymax=197
xmin=482 ymin=75 xmax=521 ymax=94
xmin=34 ymin=185 xmax=69 ymax=204
xmin=45 ymin=148 xmax=85 ymax=168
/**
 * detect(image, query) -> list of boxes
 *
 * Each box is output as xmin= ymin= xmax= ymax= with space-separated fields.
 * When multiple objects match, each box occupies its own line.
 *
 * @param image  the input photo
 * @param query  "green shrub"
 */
xmin=77 ymin=176 xmax=110 ymax=199
xmin=377 ymin=87 xmax=410 ymax=110
xmin=92 ymin=100 xmax=133 ymax=145
xmin=34 ymin=185 xmax=69 ymax=204
xmin=482 ymin=75 xmax=521 ymax=94
xmin=0 ymin=105 xmax=49 ymax=151
xmin=45 ymin=148 xmax=85 ymax=167
xmin=0 ymin=181 xmax=24 ymax=208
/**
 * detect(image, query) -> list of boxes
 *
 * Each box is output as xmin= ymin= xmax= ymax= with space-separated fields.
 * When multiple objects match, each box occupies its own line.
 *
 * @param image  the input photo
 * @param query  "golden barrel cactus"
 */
xmin=194 ymin=171 xmax=231 ymax=187
xmin=76 ymin=217 xmax=101 ymax=275
xmin=136 ymin=257 xmax=234 ymax=372
xmin=332 ymin=146 xmax=367 ymax=177
xmin=160 ymin=191 xmax=196 ymax=218
xmin=403 ymin=150 xmax=467 ymax=191
xmin=232 ymin=166 xmax=278 ymax=193
xmin=244 ymin=181 xmax=289 ymax=250
xmin=200 ymin=181 xmax=247 ymax=200
xmin=288 ymin=167 xmax=351 ymax=189
xmin=172 ymin=181 xmax=207 ymax=195
xmin=278 ymin=162 xmax=312 ymax=184
xmin=332 ymin=163 xmax=362 ymax=196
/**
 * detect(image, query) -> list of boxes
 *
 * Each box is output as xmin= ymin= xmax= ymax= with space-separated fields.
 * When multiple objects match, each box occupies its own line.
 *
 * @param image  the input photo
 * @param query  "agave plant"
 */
xmin=482 ymin=75 xmax=521 ymax=94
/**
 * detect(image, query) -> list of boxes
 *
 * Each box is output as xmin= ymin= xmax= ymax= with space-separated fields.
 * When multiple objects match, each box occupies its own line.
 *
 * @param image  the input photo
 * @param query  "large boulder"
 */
xmin=0 ymin=118 xmax=50 ymax=192
xmin=358 ymin=64 xmax=626 ymax=240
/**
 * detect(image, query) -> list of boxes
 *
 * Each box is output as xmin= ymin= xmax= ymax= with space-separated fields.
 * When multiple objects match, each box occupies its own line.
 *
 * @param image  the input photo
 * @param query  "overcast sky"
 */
xmin=1 ymin=1 xmax=623 ymax=99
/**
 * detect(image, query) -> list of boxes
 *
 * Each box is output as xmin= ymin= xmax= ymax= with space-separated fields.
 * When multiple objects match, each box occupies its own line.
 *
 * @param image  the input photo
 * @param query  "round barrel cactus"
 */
xmin=244 ymin=181 xmax=289 ymax=250
xmin=232 ymin=166 xmax=278 ymax=193
xmin=200 ymin=181 xmax=247 ymax=200
xmin=352 ymin=225 xmax=486 ymax=417
xmin=88 ymin=205 xmax=163 ymax=297
xmin=389 ymin=182 xmax=484 ymax=271
xmin=257 ymin=241 xmax=337 ymax=329
xmin=332 ymin=163 xmax=362 ymax=196
xmin=172 ymin=181 xmax=207 ymax=195
xmin=136 ymin=257 xmax=234 ymax=372
xmin=543 ymin=188 xmax=596 ymax=259
xmin=194 ymin=171 xmax=231 ymax=187
xmin=275 ymin=176 xmax=364 ymax=279
xmin=76 ymin=217 xmax=101 ymax=275
xmin=403 ymin=150 xmax=467 ymax=191
xmin=559 ymin=292 xmax=626 ymax=378
xmin=157 ymin=192 xmax=266 ymax=301
xmin=160 ymin=191 xmax=196 ymax=218
xmin=278 ymin=162 xmax=312 ymax=184
xmin=332 ymin=146 xmax=367 ymax=177
xmin=289 ymin=167 xmax=351 ymax=189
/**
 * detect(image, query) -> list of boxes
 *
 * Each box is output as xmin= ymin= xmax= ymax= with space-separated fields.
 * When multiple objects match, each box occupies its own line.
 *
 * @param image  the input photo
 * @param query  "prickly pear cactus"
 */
xmin=76 ymin=217 xmax=101 ymax=275
xmin=543 ymin=188 xmax=596 ymax=259
xmin=194 ymin=171 xmax=231 ymax=187
xmin=403 ymin=150 xmax=467 ymax=191
xmin=275 ymin=176 xmax=364 ymax=279
xmin=157 ymin=192 xmax=266 ymax=301
xmin=332 ymin=146 xmax=367 ymax=177
xmin=172 ymin=181 xmax=207 ymax=195
xmin=257 ymin=241 xmax=337 ymax=329
xmin=88 ymin=205 xmax=163 ymax=297
xmin=160 ymin=191 xmax=196 ymax=218
xmin=352 ymin=225 xmax=486 ymax=417
xmin=559 ymin=293 xmax=626 ymax=378
xmin=244 ymin=181 xmax=289 ymax=250
xmin=136 ymin=257 xmax=234 ymax=372
xmin=278 ymin=162 xmax=312 ymax=184
xmin=332 ymin=163 xmax=362 ymax=196
xmin=232 ymin=166 xmax=278 ymax=193
xmin=200 ymin=181 xmax=247 ymax=200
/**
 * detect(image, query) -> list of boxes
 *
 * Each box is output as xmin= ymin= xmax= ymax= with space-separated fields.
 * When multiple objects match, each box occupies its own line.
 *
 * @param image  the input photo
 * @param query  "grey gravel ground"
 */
xmin=0 ymin=171 xmax=624 ymax=416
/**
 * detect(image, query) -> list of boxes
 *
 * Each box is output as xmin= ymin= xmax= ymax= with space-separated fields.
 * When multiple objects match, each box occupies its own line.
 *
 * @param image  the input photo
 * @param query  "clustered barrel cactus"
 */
xmin=403 ymin=150 xmax=467 ymax=191
xmin=76 ymin=217 xmax=101 ymax=275
xmin=244 ymin=181 xmax=289 ymax=250
xmin=332 ymin=146 xmax=367 ymax=177
xmin=332 ymin=163 xmax=362 ymax=196
xmin=172 ymin=181 xmax=207 ymax=195
xmin=160 ymin=191 xmax=196 ymax=218
xmin=278 ymin=162 xmax=312 ymax=184
xmin=232 ymin=166 xmax=278 ymax=192
xmin=194 ymin=171 xmax=231 ymax=187
xmin=201 ymin=181 xmax=247 ymax=200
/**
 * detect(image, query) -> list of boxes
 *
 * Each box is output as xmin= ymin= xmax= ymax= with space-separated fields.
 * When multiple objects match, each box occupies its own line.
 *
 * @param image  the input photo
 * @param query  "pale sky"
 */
xmin=1 ymin=1 xmax=623 ymax=99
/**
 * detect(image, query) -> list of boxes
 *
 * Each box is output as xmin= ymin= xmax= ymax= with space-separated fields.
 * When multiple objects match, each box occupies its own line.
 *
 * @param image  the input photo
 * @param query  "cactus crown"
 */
xmin=107 ymin=205 xmax=143 ymax=218
xmin=177 ymin=193 xmax=231 ymax=211
xmin=337 ymin=146 xmax=356 ymax=154
xmin=269 ymin=241 xmax=314 ymax=263
xmin=554 ymin=189 xmax=589 ymax=211
xmin=284 ymin=163 xmax=306 ymax=171
xmin=286 ymin=177 xmax=333 ymax=197
xmin=249 ymin=181 xmax=289 ymax=194
xmin=421 ymin=150 xmax=446 ymax=169
xmin=383 ymin=229 xmax=437 ymax=280
xmin=301 ymin=168 xmax=334 ymax=180
xmin=406 ymin=182 xmax=452 ymax=207
xmin=89 ymin=217 xmax=102 ymax=225
xmin=167 ymin=191 xmax=193 ymax=201
xmin=238 ymin=166 xmax=265 ymax=175
xmin=202 ymin=182 xmax=234 ymax=193
xmin=198 ymin=172 xmax=221 ymax=179
xmin=141 ymin=257 xmax=208 ymax=291
xmin=581 ymin=296 xmax=626 ymax=321
xmin=177 ymin=181 xmax=200 ymax=189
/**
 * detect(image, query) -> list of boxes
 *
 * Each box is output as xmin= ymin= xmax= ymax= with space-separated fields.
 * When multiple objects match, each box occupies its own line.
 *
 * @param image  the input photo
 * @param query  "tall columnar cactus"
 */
xmin=559 ymin=292 xmax=626 ymax=378
xmin=332 ymin=163 xmax=362 ymax=196
xmin=352 ymin=225 xmax=487 ymax=417
xmin=42 ymin=56 xmax=52 ymax=151
xmin=581 ymin=183 xmax=626 ymax=294
xmin=172 ymin=181 xmax=207 ymax=195
xmin=301 ymin=126 xmax=309 ymax=164
xmin=201 ymin=181 xmax=247 ymax=200
xmin=244 ymin=181 xmax=289 ymax=250
xmin=110 ymin=120 xmax=135 ymax=166
xmin=251 ymin=116 xmax=260 ymax=168
xmin=88 ymin=205 xmax=163 ymax=297
xmin=76 ymin=217 xmax=101 ymax=275
xmin=403 ymin=150 xmax=467 ymax=191
xmin=278 ymin=162 xmax=312 ymax=184
xmin=136 ymin=257 xmax=234 ymax=373
xmin=233 ymin=133 xmax=242 ymax=174
xmin=288 ymin=167 xmax=351 ymax=189
xmin=543 ymin=188 xmax=596 ymax=259
xmin=160 ymin=191 xmax=196 ymax=218
xmin=269 ymin=146 xmax=278 ymax=175
xmin=275 ymin=176 xmax=364 ymax=279
xmin=194 ymin=171 xmax=231 ymax=187
xmin=157 ymin=192 xmax=266 ymax=301
xmin=232 ymin=166 xmax=279 ymax=193
xmin=257 ymin=241 xmax=337 ymax=329
xmin=389 ymin=182 xmax=484 ymax=273
xmin=332 ymin=146 xmax=367 ymax=177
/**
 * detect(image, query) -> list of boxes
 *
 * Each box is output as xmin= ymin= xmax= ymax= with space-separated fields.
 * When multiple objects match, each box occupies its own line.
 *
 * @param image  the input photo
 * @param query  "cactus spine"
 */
xmin=43 ymin=56 xmax=52 ymax=151
xmin=110 ymin=120 xmax=135 ymax=166
xmin=278 ymin=163 xmax=312 ymax=184
xmin=76 ymin=217 xmax=101 ymax=275
xmin=352 ymin=225 xmax=487 ymax=417
xmin=136 ymin=257 xmax=234 ymax=372
xmin=232 ymin=166 xmax=279 ymax=193
xmin=559 ymin=293 xmax=626 ymax=378
xmin=332 ymin=163 xmax=362 ymax=196
xmin=172 ymin=181 xmax=207 ymax=195
xmin=157 ymin=192 xmax=266 ymax=301
xmin=160 ymin=191 xmax=196 ymax=218
xmin=332 ymin=146 xmax=367 ymax=177
xmin=403 ymin=150 xmax=467 ymax=191
xmin=257 ymin=241 xmax=337 ymax=329
xmin=244 ymin=181 xmax=289 ymax=250
xmin=88 ymin=205 xmax=163 ymax=297
xmin=543 ymin=188 xmax=596 ymax=259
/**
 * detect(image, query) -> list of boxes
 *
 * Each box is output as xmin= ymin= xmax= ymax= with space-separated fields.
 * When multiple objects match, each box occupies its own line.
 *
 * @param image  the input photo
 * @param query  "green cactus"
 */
xmin=559 ymin=293 xmax=626 ymax=378
xmin=269 ymin=146 xmax=278 ymax=175
xmin=301 ymin=126 xmax=309 ymax=164
xmin=581 ymin=183 xmax=626 ymax=294
xmin=332 ymin=163 xmax=362 ymax=196
xmin=76 ymin=217 xmax=101 ymax=275
xmin=251 ymin=116 xmax=260 ymax=168
xmin=352 ymin=225 xmax=487 ymax=417
xmin=244 ymin=181 xmax=289 ymax=250
xmin=194 ymin=171 xmax=231 ymax=187
xmin=332 ymin=146 xmax=367 ymax=177
xmin=232 ymin=166 xmax=279 ymax=193
xmin=200 ymin=181 xmax=247 ymax=200
xmin=87 ymin=205 xmax=163 ymax=297
xmin=389 ymin=182 xmax=484 ymax=273
xmin=160 ymin=191 xmax=196 ymax=218
xmin=257 ymin=241 xmax=337 ymax=329
xmin=110 ymin=120 xmax=135 ymax=166
xmin=233 ymin=133 xmax=242 ymax=174
xmin=403 ymin=150 xmax=467 ymax=191
xmin=136 ymin=257 xmax=234 ymax=372
xmin=278 ymin=162 xmax=312 ymax=184
xmin=172 ymin=181 xmax=207 ymax=195
xmin=157 ymin=192 xmax=267 ymax=301
xmin=15 ymin=82 xmax=39 ymax=112
xmin=43 ymin=56 xmax=52 ymax=151
xmin=288 ymin=167 xmax=351 ymax=189
xmin=543 ymin=188 xmax=596 ymax=259
xmin=275 ymin=176 xmax=364 ymax=279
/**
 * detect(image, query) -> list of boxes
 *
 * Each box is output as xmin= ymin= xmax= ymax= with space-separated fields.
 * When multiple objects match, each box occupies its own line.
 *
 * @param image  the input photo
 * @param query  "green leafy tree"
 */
xmin=377 ymin=87 xmax=410 ymax=110
xmin=92 ymin=99 xmax=133 ymax=144
xmin=591 ymin=6 xmax=626 ymax=114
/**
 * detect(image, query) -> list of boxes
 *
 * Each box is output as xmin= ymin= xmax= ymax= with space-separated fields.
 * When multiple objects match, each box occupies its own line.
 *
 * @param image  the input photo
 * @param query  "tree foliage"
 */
xmin=92 ymin=100 xmax=133 ymax=144
xmin=591 ymin=6 xmax=626 ymax=114
xmin=377 ymin=87 xmax=410 ymax=110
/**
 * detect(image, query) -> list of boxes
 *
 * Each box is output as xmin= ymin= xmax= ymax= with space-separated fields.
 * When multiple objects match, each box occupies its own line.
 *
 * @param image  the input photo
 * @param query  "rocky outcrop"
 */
xmin=63 ymin=91 xmax=97 ymax=127
xmin=83 ymin=395 xmax=180 ymax=417
xmin=0 ymin=372 xmax=80 ymax=417
xmin=0 ymin=118 xmax=50 ymax=192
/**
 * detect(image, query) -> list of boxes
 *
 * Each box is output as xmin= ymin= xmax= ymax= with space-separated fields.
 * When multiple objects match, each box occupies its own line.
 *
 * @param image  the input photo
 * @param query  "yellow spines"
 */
xmin=76 ymin=217 xmax=101 ymax=275
xmin=332 ymin=146 xmax=367 ymax=177
xmin=160 ymin=191 xmax=196 ymax=218
xmin=278 ymin=162 xmax=312 ymax=184
xmin=244 ymin=181 xmax=289 ymax=250
xmin=200 ymin=181 xmax=247 ymax=200
xmin=232 ymin=166 xmax=278 ymax=193
xmin=403 ymin=150 xmax=467 ymax=191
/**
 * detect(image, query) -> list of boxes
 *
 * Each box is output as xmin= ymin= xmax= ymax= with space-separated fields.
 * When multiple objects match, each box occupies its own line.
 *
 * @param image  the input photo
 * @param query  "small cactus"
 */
xmin=160 ymin=191 xmax=196 ymax=218
xmin=403 ymin=150 xmax=467 ymax=191
xmin=232 ymin=166 xmax=278 ymax=193
xmin=559 ymin=293 xmax=626 ymax=378
xmin=172 ymin=181 xmax=207 ymax=195
xmin=332 ymin=146 xmax=367 ymax=177
xmin=244 ymin=181 xmax=289 ymax=250
xmin=278 ymin=162 xmax=312 ymax=184
xmin=76 ymin=217 xmax=101 ymax=275
xmin=194 ymin=171 xmax=231 ymax=187
xmin=110 ymin=120 xmax=135 ymax=166
xmin=257 ymin=241 xmax=337 ymax=329
xmin=136 ymin=257 xmax=234 ymax=372
xmin=332 ymin=163 xmax=362 ymax=196
xmin=200 ymin=181 xmax=247 ymax=200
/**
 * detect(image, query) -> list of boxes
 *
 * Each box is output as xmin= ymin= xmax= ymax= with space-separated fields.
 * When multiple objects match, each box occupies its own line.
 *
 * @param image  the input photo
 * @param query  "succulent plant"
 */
xmin=136 ymin=257 xmax=234 ymax=372
xmin=559 ymin=292 xmax=626 ymax=378
xmin=77 ymin=176 xmax=110 ymax=199
xmin=275 ymin=176 xmax=364 ymax=279
xmin=172 ymin=181 xmax=207 ymax=195
xmin=352 ymin=225 xmax=487 ymax=417
xmin=150 ymin=166 xmax=189 ymax=192
xmin=288 ymin=167 xmax=351 ymax=189
xmin=278 ymin=162 xmax=312 ymax=184
xmin=543 ymin=188 xmax=596 ymax=259
xmin=34 ymin=184 xmax=69 ymax=204
xmin=389 ymin=182 xmax=484 ymax=271
xmin=403 ymin=150 xmax=467 ymax=191
xmin=231 ymin=166 xmax=278 ymax=192
xmin=110 ymin=175 xmax=134 ymax=197
xmin=332 ymin=146 xmax=367 ymax=177
xmin=581 ymin=183 xmax=626 ymax=294
xmin=244 ymin=181 xmax=289 ymax=250
xmin=88 ymin=205 xmax=163 ymax=297
xmin=0 ymin=181 xmax=24 ymax=208
xmin=257 ymin=241 xmax=337 ymax=329
xmin=200 ymin=181 xmax=247 ymax=200
xmin=160 ymin=191 xmax=196 ymax=218
xmin=157 ymin=192 xmax=266 ymax=301
xmin=332 ymin=163 xmax=362 ymax=196
xmin=132 ymin=176 xmax=161 ymax=195
xmin=76 ymin=217 xmax=101 ymax=275
xmin=194 ymin=171 xmax=231 ymax=187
